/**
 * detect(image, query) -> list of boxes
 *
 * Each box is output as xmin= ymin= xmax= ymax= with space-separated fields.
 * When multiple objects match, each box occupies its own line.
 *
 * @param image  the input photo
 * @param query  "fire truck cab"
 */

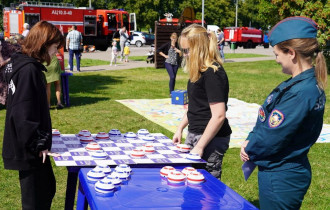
xmin=3 ymin=1 xmax=136 ymax=51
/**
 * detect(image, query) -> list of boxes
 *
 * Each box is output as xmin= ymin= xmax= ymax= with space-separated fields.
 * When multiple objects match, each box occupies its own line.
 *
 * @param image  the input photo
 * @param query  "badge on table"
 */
xmin=268 ymin=109 xmax=284 ymax=128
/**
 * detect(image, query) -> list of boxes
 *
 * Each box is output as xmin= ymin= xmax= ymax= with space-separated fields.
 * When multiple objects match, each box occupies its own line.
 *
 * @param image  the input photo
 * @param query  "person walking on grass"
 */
xmin=240 ymin=16 xmax=327 ymax=210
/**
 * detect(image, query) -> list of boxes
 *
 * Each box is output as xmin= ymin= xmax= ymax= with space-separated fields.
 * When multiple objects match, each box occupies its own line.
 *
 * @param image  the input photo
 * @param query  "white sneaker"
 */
xmin=110 ymin=63 xmax=112 ymax=66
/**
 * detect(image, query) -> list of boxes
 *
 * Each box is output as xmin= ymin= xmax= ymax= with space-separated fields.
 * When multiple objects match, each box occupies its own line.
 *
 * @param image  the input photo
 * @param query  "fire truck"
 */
xmin=223 ymin=27 xmax=264 ymax=49
xmin=3 ymin=1 xmax=136 ymax=51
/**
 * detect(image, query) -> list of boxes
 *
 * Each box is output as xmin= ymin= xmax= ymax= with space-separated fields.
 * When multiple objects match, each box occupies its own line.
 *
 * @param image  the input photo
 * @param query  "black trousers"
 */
xmin=19 ymin=157 xmax=56 ymax=210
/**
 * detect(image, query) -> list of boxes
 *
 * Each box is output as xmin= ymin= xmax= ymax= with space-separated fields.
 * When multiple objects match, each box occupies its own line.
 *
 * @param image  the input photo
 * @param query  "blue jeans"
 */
xmin=164 ymin=62 xmax=179 ymax=93
xmin=219 ymin=45 xmax=224 ymax=59
xmin=69 ymin=49 xmax=81 ymax=71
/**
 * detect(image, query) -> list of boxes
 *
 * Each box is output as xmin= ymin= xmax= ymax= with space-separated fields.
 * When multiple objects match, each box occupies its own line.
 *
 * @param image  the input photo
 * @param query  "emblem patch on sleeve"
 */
xmin=268 ymin=109 xmax=284 ymax=128
xmin=258 ymin=106 xmax=266 ymax=122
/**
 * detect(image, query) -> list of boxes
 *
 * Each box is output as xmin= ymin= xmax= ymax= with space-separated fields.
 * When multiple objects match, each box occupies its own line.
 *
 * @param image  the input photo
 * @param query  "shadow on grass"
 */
xmin=53 ymin=74 xmax=126 ymax=107
xmin=250 ymin=199 xmax=260 ymax=208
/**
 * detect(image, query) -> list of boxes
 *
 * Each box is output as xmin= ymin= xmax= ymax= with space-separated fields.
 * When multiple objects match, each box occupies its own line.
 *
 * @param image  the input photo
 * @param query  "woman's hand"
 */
xmin=172 ymin=130 xmax=182 ymax=144
xmin=240 ymin=140 xmax=250 ymax=162
xmin=190 ymin=145 xmax=204 ymax=158
xmin=39 ymin=149 xmax=49 ymax=163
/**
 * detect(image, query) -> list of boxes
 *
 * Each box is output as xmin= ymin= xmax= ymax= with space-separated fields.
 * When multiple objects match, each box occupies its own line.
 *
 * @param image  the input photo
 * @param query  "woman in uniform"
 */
xmin=240 ymin=17 xmax=327 ymax=209
xmin=173 ymin=24 xmax=232 ymax=180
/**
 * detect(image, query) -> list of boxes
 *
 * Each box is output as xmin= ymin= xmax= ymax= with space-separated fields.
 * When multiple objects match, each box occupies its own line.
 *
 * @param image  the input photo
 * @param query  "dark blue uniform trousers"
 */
xmin=258 ymin=163 xmax=311 ymax=210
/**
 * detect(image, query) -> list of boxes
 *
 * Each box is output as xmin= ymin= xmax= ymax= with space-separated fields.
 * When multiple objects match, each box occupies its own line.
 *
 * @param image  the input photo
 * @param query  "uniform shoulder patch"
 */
xmin=268 ymin=109 xmax=284 ymax=128
xmin=258 ymin=106 xmax=266 ymax=122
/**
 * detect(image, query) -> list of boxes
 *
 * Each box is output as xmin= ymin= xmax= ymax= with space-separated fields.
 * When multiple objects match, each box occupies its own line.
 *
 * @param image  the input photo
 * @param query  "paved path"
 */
xmin=65 ymin=45 xmax=275 ymax=73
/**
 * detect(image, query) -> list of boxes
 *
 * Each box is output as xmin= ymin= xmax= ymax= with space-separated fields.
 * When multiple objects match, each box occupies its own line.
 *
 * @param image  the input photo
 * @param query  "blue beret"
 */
xmin=269 ymin=16 xmax=318 ymax=46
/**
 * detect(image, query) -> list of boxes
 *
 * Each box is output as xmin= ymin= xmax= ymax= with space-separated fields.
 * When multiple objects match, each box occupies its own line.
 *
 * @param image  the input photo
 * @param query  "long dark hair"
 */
xmin=21 ymin=21 xmax=65 ymax=65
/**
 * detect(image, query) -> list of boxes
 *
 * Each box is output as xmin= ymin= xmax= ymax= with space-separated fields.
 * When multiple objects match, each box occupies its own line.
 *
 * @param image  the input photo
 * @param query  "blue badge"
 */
xmin=258 ymin=106 xmax=266 ymax=122
xmin=266 ymin=94 xmax=273 ymax=104
xmin=268 ymin=109 xmax=285 ymax=128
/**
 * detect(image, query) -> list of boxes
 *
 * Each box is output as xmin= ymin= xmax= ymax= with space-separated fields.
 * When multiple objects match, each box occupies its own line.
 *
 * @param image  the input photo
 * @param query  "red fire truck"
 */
xmin=224 ymin=27 xmax=264 ymax=49
xmin=3 ymin=1 xmax=136 ymax=51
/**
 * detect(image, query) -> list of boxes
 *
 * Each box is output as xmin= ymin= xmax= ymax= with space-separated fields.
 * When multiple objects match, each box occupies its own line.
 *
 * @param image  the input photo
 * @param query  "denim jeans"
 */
xmin=164 ymin=62 xmax=179 ymax=93
xmin=69 ymin=49 xmax=81 ymax=71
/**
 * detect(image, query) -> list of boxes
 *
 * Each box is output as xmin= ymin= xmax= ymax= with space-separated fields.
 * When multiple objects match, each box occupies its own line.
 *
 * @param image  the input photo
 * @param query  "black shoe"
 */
xmin=56 ymin=104 xmax=64 ymax=109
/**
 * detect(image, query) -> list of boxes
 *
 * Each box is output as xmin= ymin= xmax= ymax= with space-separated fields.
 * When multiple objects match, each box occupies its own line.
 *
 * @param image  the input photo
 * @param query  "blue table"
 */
xmin=77 ymin=168 xmax=258 ymax=210
xmin=61 ymin=72 xmax=73 ymax=107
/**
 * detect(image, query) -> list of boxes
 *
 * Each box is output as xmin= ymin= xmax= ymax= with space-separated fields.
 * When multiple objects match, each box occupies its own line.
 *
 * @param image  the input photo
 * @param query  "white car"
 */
xmin=130 ymin=32 xmax=146 ymax=47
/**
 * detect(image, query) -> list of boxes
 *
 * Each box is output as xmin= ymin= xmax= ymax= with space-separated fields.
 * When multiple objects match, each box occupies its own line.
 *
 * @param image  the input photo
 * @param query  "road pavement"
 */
xmin=64 ymin=45 xmax=275 ymax=72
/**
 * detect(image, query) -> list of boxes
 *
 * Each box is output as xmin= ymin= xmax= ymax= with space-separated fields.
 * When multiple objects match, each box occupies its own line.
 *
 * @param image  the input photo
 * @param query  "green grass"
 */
xmin=225 ymin=53 xmax=268 ymax=59
xmin=128 ymin=53 xmax=268 ymax=62
xmin=0 ymin=60 xmax=329 ymax=209
xmin=64 ymin=58 xmax=109 ymax=67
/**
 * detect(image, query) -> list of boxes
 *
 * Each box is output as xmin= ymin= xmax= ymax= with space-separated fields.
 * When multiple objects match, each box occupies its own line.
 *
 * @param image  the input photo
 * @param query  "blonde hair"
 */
xmin=179 ymin=24 xmax=222 ymax=83
xmin=277 ymin=38 xmax=327 ymax=90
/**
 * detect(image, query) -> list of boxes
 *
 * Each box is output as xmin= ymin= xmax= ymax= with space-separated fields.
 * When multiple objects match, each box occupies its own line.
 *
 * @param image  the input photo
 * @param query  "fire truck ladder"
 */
xmin=14 ymin=1 xmax=75 ymax=8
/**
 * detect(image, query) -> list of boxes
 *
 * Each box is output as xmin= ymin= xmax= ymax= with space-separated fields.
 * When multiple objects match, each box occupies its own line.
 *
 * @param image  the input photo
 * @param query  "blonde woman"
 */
xmin=173 ymin=24 xmax=232 ymax=180
xmin=240 ymin=17 xmax=327 ymax=209
xmin=157 ymin=32 xmax=182 ymax=95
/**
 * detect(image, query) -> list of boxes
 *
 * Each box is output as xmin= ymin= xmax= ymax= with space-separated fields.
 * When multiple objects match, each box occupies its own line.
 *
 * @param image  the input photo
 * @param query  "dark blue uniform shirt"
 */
xmin=245 ymin=68 xmax=326 ymax=171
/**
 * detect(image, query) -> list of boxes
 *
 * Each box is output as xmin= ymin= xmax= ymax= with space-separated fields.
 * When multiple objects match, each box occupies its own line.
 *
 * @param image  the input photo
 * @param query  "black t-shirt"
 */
xmin=187 ymin=64 xmax=232 ymax=137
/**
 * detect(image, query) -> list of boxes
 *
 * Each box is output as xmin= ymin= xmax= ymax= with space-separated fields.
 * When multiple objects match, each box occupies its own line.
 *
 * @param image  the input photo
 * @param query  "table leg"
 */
xmin=64 ymin=168 xmax=79 ymax=210
xmin=76 ymin=183 xmax=88 ymax=210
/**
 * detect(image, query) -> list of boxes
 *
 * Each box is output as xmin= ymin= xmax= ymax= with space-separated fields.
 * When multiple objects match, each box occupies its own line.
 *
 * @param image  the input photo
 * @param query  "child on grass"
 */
xmin=110 ymin=41 xmax=118 ymax=66
xmin=123 ymin=41 xmax=130 ymax=62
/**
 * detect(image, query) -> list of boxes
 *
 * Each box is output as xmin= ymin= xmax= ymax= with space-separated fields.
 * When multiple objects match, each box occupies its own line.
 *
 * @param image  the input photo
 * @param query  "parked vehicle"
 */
xmin=143 ymin=32 xmax=155 ymax=45
xmin=130 ymin=31 xmax=146 ymax=47
xmin=224 ymin=27 xmax=264 ymax=49
xmin=3 ymin=1 xmax=136 ymax=51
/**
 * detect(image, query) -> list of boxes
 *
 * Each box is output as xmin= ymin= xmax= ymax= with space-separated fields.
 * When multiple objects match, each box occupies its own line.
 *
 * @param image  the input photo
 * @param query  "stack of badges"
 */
xmin=96 ymin=132 xmax=110 ymax=140
xmin=91 ymin=150 xmax=108 ymax=160
xmin=85 ymin=142 xmax=101 ymax=151
xmin=114 ymin=164 xmax=132 ymax=180
xmin=94 ymin=164 xmax=111 ymax=175
xmin=79 ymin=134 xmax=94 ymax=144
xmin=141 ymin=134 xmax=155 ymax=142
xmin=187 ymin=171 xmax=205 ymax=185
xmin=94 ymin=179 xmax=115 ymax=196
xmin=167 ymin=171 xmax=186 ymax=185
xmin=143 ymin=143 xmax=155 ymax=153
xmin=160 ymin=166 xmax=175 ymax=178
xmin=52 ymin=129 xmax=61 ymax=137
xmin=181 ymin=167 xmax=197 ymax=177
xmin=186 ymin=153 xmax=202 ymax=161
xmin=176 ymin=144 xmax=191 ymax=153
xmin=130 ymin=148 xmax=145 ymax=158
xmin=79 ymin=130 xmax=91 ymax=137
xmin=124 ymin=132 xmax=137 ymax=139
xmin=137 ymin=129 xmax=149 ymax=136
xmin=108 ymin=129 xmax=122 ymax=140
xmin=160 ymin=166 xmax=205 ymax=186
xmin=87 ymin=169 xmax=106 ymax=183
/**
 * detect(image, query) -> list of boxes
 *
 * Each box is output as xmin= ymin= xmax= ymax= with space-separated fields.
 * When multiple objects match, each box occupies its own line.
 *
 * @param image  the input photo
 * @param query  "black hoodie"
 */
xmin=2 ymin=52 xmax=52 ymax=170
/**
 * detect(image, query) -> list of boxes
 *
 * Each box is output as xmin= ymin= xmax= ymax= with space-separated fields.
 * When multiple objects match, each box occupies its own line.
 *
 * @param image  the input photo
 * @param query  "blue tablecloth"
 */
xmin=77 ymin=168 xmax=258 ymax=210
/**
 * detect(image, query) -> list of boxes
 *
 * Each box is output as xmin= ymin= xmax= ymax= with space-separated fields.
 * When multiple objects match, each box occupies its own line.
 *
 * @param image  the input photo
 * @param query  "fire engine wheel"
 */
xmin=135 ymin=41 xmax=143 ymax=47
xmin=244 ymin=41 xmax=254 ymax=49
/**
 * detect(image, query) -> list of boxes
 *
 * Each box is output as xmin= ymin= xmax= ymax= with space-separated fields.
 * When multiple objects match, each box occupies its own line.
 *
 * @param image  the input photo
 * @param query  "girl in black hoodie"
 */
xmin=2 ymin=21 xmax=64 ymax=210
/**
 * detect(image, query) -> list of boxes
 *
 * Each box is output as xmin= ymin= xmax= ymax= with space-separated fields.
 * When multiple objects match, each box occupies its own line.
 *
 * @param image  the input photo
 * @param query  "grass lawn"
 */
xmin=0 ymin=60 xmax=329 ymax=209
xmin=129 ymin=53 xmax=268 ymax=61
